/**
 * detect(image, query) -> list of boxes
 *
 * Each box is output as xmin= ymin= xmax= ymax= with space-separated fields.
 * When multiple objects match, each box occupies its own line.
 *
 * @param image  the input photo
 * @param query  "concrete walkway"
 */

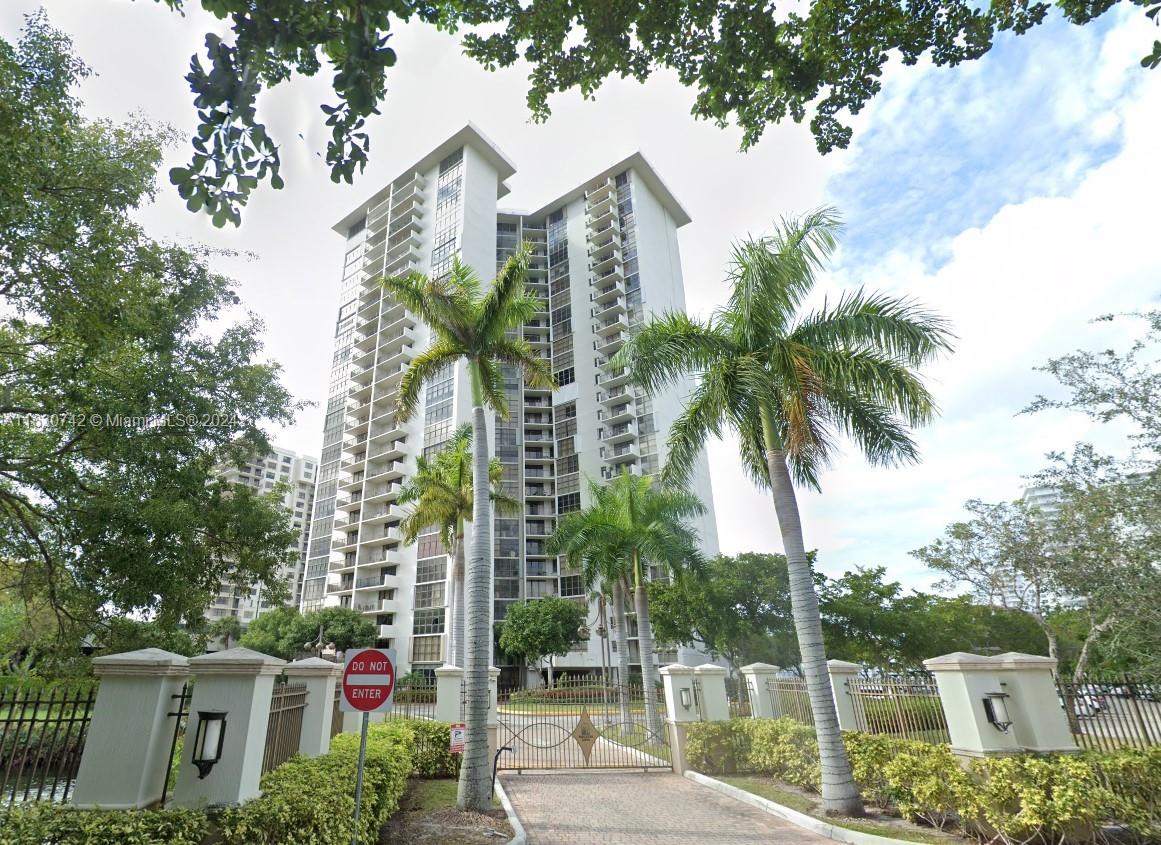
xmin=500 ymin=770 xmax=832 ymax=845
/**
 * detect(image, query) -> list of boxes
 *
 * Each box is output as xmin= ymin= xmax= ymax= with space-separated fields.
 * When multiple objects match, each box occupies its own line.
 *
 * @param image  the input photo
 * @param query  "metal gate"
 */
xmin=496 ymin=677 xmax=670 ymax=771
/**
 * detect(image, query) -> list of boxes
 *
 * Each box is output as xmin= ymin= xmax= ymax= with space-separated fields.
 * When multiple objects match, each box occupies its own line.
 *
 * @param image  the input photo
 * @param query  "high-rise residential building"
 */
xmin=1022 ymin=484 xmax=1063 ymax=523
xmin=209 ymin=446 xmax=317 ymax=621
xmin=301 ymin=124 xmax=719 ymax=682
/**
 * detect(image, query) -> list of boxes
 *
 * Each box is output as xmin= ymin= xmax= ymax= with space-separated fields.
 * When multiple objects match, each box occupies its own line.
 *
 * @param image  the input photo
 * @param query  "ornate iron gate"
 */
xmin=496 ymin=678 xmax=670 ymax=771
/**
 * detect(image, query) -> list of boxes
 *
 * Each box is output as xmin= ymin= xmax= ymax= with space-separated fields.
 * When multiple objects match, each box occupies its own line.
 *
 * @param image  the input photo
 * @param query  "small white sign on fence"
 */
xmin=449 ymin=722 xmax=465 ymax=753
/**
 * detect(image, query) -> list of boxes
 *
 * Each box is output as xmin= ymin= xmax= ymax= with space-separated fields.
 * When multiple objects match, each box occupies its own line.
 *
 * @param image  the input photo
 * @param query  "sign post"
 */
xmin=339 ymin=647 xmax=396 ymax=845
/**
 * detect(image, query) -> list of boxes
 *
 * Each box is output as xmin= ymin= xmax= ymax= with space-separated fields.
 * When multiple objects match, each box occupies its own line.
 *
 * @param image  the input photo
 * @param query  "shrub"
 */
xmin=218 ymin=721 xmax=414 ymax=845
xmin=405 ymin=720 xmax=462 ymax=778
xmin=747 ymin=718 xmax=821 ymax=792
xmin=685 ymin=720 xmax=752 ymax=775
xmin=0 ymin=804 xmax=207 ymax=845
xmin=882 ymin=742 xmax=972 ymax=830
xmin=1091 ymin=747 xmax=1161 ymax=843
xmin=843 ymin=732 xmax=910 ymax=809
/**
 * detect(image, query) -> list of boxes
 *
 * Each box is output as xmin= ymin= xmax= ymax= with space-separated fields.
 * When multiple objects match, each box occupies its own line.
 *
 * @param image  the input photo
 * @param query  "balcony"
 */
xmin=606 ymin=444 xmax=640 ymax=465
xmin=604 ymin=422 xmax=636 ymax=444
xmin=596 ymin=332 xmax=627 ymax=357
xmin=594 ymin=314 xmax=628 ymax=338
xmin=594 ymin=297 xmax=626 ymax=318
xmin=599 ymin=386 xmax=630 ymax=406
xmin=586 ymin=220 xmax=621 ymax=242
xmin=525 ymin=486 xmax=553 ymax=499
xmin=524 ymin=448 xmax=554 ymax=463
xmin=524 ymin=413 xmax=552 ymax=428
xmin=605 ymin=402 xmax=635 ymax=425
xmin=586 ymin=206 xmax=617 ymax=232
xmin=596 ymin=367 xmax=631 ymax=388
xmin=592 ymin=282 xmax=623 ymax=305
xmin=355 ymin=571 xmax=401 ymax=591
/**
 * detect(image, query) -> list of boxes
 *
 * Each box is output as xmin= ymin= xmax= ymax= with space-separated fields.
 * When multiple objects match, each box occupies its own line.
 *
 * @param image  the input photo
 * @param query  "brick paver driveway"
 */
xmin=500 ymin=770 xmax=830 ymax=845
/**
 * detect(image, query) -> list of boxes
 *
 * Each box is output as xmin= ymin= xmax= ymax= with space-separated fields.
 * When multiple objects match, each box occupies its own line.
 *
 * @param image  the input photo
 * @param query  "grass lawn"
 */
xmin=380 ymin=778 xmax=510 ymax=845
xmin=720 ymin=776 xmax=955 ymax=845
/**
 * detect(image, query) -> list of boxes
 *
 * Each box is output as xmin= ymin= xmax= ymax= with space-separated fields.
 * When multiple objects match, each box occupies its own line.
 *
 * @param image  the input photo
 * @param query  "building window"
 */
xmin=412 ymin=635 xmax=442 ymax=663
xmin=414 ymin=583 xmax=446 ymax=609
xmin=557 ymin=492 xmax=581 ymax=514
xmin=412 ymin=608 xmax=445 ymax=635
xmin=416 ymin=557 xmax=447 ymax=584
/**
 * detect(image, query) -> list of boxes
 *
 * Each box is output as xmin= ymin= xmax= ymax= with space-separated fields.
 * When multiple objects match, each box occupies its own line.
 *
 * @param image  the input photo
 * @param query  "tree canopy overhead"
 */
xmin=0 ymin=15 xmax=300 ymax=651
xmin=147 ymin=0 xmax=1159 ymax=225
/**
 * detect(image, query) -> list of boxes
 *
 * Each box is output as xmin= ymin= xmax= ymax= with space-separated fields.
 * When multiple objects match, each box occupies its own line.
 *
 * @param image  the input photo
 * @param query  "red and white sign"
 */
xmin=449 ymin=723 xmax=465 ymax=753
xmin=340 ymin=647 xmax=396 ymax=713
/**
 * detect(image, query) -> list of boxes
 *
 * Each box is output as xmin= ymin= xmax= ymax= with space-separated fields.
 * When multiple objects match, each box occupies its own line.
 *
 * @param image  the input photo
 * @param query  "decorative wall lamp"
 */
xmin=192 ymin=711 xmax=227 ymax=778
xmin=679 ymin=688 xmax=692 ymax=709
xmin=983 ymin=692 xmax=1013 ymax=733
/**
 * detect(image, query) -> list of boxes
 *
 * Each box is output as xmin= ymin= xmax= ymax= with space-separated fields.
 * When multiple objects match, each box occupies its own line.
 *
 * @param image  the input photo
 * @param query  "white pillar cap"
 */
xmin=923 ymin=652 xmax=997 ymax=672
xmin=91 ymin=648 xmax=189 ymax=678
xmin=284 ymin=657 xmax=341 ymax=677
xmin=435 ymin=664 xmax=465 ymax=676
xmin=188 ymin=647 xmax=287 ymax=676
xmin=827 ymin=659 xmax=862 ymax=671
xmin=488 ymin=666 xmax=501 ymax=678
xmin=693 ymin=663 xmax=728 ymax=675
xmin=993 ymin=652 xmax=1058 ymax=670
xmin=739 ymin=662 xmax=780 ymax=673
xmin=659 ymin=663 xmax=695 ymax=676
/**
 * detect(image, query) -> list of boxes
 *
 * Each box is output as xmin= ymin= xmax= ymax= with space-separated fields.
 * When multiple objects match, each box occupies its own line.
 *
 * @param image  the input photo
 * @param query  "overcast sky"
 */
xmin=4 ymin=2 xmax=1157 ymax=590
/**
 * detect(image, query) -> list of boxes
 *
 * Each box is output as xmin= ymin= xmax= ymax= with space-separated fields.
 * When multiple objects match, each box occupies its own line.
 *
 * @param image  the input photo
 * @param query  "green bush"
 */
xmin=405 ymin=720 xmax=461 ymax=778
xmin=883 ymin=742 xmax=972 ymax=830
xmin=1091 ymin=747 xmax=1161 ymax=842
xmin=0 ymin=804 xmax=207 ymax=845
xmin=843 ymin=732 xmax=911 ymax=809
xmin=685 ymin=720 xmax=753 ymax=775
xmin=747 ymin=718 xmax=822 ymax=792
xmin=218 ymin=721 xmax=414 ymax=845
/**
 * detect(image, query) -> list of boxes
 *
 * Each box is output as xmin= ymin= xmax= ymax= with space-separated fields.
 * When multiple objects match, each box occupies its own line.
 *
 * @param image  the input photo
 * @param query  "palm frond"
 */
xmin=808 ymin=346 xmax=938 ymax=428
xmin=381 ymin=271 xmax=469 ymax=341
xmin=477 ymin=244 xmax=532 ymax=341
xmin=474 ymin=356 xmax=509 ymax=417
xmin=614 ymin=312 xmax=733 ymax=395
xmin=789 ymin=288 xmax=955 ymax=366
xmin=487 ymin=338 xmax=555 ymax=391
xmin=395 ymin=341 xmax=462 ymax=423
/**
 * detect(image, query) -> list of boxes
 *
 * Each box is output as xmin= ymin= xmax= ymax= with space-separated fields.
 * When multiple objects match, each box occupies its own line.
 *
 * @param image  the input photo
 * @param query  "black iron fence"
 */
xmin=161 ymin=681 xmax=193 ymax=803
xmin=261 ymin=682 xmax=307 ymax=774
xmin=0 ymin=681 xmax=97 ymax=808
xmin=846 ymin=673 xmax=951 ymax=744
xmin=1056 ymin=675 xmax=1161 ymax=752
xmin=330 ymin=684 xmax=344 ymax=738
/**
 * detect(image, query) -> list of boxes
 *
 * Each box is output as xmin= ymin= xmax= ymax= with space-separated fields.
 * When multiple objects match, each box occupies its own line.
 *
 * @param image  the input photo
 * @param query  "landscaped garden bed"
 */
xmin=379 ymin=778 xmax=511 ymax=845
xmin=686 ymin=718 xmax=1161 ymax=845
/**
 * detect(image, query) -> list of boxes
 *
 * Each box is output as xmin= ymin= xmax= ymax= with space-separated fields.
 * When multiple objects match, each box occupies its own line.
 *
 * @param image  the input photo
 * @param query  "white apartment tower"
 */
xmin=301 ymin=125 xmax=719 ymax=681
xmin=210 ymin=446 xmax=317 ymax=621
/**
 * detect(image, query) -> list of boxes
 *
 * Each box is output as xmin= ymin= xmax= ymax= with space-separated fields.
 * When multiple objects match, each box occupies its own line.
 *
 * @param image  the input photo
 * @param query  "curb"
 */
xmin=685 ymin=771 xmax=917 ymax=845
xmin=494 ymin=775 xmax=527 ymax=845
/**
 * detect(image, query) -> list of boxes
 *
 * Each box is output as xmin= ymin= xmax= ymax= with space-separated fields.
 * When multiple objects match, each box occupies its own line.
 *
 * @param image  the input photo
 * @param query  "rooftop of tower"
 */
xmin=332 ymin=123 xmax=692 ymax=234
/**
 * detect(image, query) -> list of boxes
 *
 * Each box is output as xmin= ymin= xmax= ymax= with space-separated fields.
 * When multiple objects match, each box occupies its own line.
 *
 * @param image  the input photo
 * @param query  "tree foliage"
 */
xmin=647 ymin=552 xmax=802 ymax=670
xmin=238 ymin=606 xmax=375 ymax=661
xmin=141 ymin=1 xmax=1160 ymax=225
xmin=0 ymin=15 xmax=300 ymax=650
xmin=497 ymin=596 xmax=586 ymax=678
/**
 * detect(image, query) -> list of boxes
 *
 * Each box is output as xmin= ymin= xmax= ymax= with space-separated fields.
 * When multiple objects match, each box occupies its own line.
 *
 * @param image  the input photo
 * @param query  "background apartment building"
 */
xmin=209 ymin=446 xmax=316 ymax=622
xmin=302 ymin=125 xmax=719 ymax=682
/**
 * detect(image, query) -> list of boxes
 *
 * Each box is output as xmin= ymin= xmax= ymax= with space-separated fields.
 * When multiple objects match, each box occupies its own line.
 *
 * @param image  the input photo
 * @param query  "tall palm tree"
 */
xmin=550 ymin=472 xmax=706 ymax=738
xmin=397 ymin=424 xmax=517 ymax=668
xmin=383 ymin=246 xmax=554 ymax=811
xmin=614 ymin=209 xmax=953 ymax=816
xmin=548 ymin=511 xmax=634 ymax=725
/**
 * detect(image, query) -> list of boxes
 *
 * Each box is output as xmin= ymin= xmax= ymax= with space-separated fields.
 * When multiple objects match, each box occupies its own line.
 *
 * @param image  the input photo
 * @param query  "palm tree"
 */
xmin=549 ymin=472 xmax=706 ymax=738
xmin=397 ymin=423 xmax=517 ymax=668
xmin=549 ymin=512 xmax=634 ymax=725
xmin=383 ymin=246 xmax=554 ymax=811
xmin=614 ymin=209 xmax=953 ymax=816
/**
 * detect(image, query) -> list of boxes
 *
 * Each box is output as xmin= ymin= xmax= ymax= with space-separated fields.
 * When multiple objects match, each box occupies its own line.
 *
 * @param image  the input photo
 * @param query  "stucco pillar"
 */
xmin=284 ymin=657 xmax=341 ymax=758
xmin=994 ymin=652 xmax=1077 ymax=753
xmin=924 ymin=652 xmax=1021 ymax=759
xmin=434 ymin=664 xmax=464 ymax=724
xmin=172 ymin=647 xmax=286 ymax=808
xmin=827 ymin=660 xmax=864 ymax=732
xmin=487 ymin=666 xmax=501 ymax=763
xmin=660 ymin=664 xmax=698 ymax=774
xmin=739 ymin=663 xmax=780 ymax=719
xmin=693 ymin=664 xmax=729 ymax=722
xmin=72 ymin=649 xmax=190 ymax=809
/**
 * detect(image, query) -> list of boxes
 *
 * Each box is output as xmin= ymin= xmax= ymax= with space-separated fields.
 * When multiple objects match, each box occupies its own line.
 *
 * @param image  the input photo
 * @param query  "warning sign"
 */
xmin=449 ymin=723 xmax=465 ymax=753
xmin=340 ymin=647 xmax=396 ymax=714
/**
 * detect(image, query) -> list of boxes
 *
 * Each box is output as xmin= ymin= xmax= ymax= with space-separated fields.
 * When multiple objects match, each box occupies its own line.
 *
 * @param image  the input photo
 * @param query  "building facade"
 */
xmin=209 ymin=447 xmax=317 ymax=622
xmin=301 ymin=125 xmax=719 ymax=680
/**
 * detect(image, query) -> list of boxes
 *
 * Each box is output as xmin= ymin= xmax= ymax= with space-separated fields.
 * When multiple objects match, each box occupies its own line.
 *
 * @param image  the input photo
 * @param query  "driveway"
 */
xmin=500 ymin=770 xmax=831 ymax=845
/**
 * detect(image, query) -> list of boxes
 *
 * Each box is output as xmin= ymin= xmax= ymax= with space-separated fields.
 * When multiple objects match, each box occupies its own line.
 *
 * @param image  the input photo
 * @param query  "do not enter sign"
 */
xmin=340 ymin=647 xmax=396 ymax=713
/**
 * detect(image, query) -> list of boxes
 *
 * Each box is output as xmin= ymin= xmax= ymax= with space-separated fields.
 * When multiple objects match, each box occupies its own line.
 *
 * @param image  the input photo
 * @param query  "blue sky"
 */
xmin=2 ymin=2 xmax=1158 ymax=592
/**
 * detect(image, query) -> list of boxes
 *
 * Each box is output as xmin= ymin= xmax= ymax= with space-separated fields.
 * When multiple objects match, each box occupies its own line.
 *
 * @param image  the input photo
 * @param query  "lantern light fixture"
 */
xmin=983 ymin=692 xmax=1012 ymax=733
xmin=192 ymin=710 xmax=227 ymax=779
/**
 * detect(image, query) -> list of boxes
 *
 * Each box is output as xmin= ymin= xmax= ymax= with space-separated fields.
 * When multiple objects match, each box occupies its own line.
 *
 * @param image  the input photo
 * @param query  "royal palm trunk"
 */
xmin=633 ymin=566 xmax=663 ymax=739
xmin=451 ymin=534 xmax=466 ymax=667
xmin=457 ymin=399 xmax=492 ymax=811
xmin=765 ymin=441 xmax=863 ymax=817
xmin=612 ymin=579 xmax=632 ymax=725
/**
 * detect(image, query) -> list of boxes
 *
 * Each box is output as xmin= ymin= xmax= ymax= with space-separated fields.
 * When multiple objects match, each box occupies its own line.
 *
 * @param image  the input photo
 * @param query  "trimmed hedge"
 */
xmin=686 ymin=719 xmax=1161 ymax=844
xmin=0 ymin=804 xmax=207 ymax=845
xmin=218 ymin=721 xmax=414 ymax=845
